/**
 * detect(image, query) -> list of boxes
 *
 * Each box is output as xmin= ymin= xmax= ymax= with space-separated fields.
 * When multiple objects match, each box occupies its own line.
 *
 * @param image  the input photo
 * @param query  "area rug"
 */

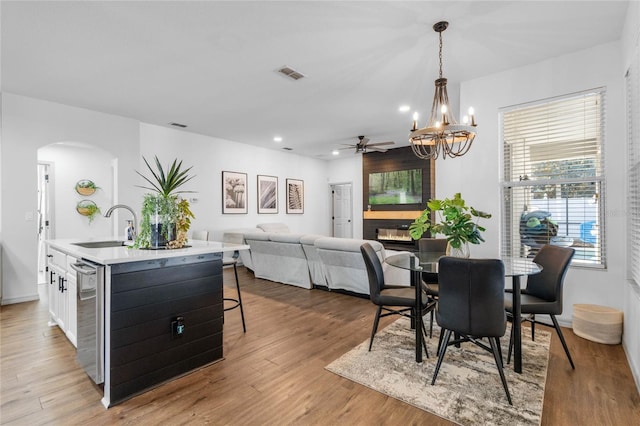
xmin=326 ymin=317 xmax=550 ymax=425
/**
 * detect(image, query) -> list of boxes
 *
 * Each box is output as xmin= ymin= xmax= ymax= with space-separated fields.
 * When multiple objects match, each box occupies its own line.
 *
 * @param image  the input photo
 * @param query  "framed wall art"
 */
xmin=257 ymin=175 xmax=278 ymax=214
xmin=286 ymin=178 xmax=304 ymax=214
xmin=222 ymin=171 xmax=248 ymax=214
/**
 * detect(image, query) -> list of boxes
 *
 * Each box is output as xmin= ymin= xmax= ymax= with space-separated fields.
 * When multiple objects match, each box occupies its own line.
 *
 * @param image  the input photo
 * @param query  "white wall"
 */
xmin=441 ymin=41 xmax=626 ymax=328
xmin=38 ymin=143 xmax=116 ymax=240
xmin=139 ymin=123 xmax=331 ymax=241
xmin=0 ymin=93 xmax=140 ymax=304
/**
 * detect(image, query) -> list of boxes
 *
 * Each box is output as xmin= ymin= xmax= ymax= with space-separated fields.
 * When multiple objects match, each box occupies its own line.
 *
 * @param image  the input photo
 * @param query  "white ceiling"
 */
xmin=1 ymin=1 xmax=630 ymax=159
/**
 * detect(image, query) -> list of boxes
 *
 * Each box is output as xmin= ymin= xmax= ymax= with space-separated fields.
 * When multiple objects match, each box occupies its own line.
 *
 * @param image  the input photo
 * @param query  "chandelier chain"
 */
xmin=439 ymin=31 xmax=443 ymax=79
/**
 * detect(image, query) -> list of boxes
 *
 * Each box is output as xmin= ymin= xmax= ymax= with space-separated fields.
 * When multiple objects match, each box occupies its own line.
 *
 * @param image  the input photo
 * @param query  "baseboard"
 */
xmin=623 ymin=341 xmax=640 ymax=396
xmin=1 ymin=293 xmax=40 ymax=305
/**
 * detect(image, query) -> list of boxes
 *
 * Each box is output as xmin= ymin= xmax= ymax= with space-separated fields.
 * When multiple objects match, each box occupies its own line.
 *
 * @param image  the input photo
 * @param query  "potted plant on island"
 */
xmin=133 ymin=156 xmax=196 ymax=249
xmin=408 ymin=192 xmax=491 ymax=257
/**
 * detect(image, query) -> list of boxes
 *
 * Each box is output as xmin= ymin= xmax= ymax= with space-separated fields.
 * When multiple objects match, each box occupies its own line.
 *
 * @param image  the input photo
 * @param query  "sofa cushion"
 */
xmin=315 ymin=237 xmax=383 ymax=253
xmin=269 ymin=233 xmax=305 ymax=243
xmin=256 ymin=222 xmax=290 ymax=233
xmin=244 ymin=232 xmax=270 ymax=241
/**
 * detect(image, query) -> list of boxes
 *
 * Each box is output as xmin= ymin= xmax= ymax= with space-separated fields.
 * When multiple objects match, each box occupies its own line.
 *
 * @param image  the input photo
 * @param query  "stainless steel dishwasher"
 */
xmin=70 ymin=259 xmax=105 ymax=384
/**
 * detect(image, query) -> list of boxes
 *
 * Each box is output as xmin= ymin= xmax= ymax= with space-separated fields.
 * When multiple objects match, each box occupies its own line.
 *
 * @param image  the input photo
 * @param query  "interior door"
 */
xmin=331 ymin=183 xmax=353 ymax=238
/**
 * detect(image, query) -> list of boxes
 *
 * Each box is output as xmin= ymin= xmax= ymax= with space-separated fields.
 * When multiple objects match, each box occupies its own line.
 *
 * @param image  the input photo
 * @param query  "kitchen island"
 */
xmin=45 ymin=238 xmax=248 ymax=408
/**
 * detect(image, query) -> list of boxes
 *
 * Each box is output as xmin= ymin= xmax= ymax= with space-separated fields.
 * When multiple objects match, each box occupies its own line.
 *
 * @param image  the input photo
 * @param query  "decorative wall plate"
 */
xmin=75 ymin=179 xmax=97 ymax=196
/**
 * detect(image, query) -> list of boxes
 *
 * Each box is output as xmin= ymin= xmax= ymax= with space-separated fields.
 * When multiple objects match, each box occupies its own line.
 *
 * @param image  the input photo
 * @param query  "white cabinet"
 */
xmin=46 ymin=247 xmax=78 ymax=348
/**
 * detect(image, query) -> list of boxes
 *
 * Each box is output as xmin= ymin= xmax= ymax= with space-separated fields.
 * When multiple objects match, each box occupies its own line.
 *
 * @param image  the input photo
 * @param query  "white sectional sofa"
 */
xmin=238 ymin=223 xmax=410 ymax=296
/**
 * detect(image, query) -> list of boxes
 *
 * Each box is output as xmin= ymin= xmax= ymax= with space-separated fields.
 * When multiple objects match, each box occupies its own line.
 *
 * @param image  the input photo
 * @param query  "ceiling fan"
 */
xmin=340 ymin=135 xmax=395 ymax=154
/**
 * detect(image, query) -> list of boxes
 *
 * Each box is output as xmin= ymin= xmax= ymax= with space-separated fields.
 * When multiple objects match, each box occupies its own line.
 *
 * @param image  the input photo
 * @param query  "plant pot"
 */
xmin=150 ymin=220 xmax=176 ymax=248
xmin=446 ymin=241 xmax=470 ymax=258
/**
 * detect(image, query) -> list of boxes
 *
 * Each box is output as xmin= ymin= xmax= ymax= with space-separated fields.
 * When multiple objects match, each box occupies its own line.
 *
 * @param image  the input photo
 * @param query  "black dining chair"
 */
xmin=418 ymin=238 xmax=448 ymax=337
xmin=360 ymin=243 xmax=435 ymax=357
xmin=432 ymin=256 xmax=512 ymax=405
xmin=505 ymin=244 xmax=575 ymax=368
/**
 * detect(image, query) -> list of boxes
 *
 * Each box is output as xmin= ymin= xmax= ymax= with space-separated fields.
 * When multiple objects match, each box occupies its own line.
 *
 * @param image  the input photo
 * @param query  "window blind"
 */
xmin=500 ymin=90 xmax=605 ymax=267
xmin=627 ymin=47 xmax=640 ymax=286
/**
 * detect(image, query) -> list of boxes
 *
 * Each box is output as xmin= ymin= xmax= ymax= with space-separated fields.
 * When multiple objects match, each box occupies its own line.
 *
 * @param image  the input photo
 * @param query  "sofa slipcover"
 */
xmin=244 ymin=232 xmax=312 ymax=289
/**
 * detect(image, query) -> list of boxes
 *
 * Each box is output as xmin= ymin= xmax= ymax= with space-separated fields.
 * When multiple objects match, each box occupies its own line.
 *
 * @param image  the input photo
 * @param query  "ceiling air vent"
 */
xmin=169 ymin=122 xmax=187 ymax=128
xmin=276 ymin=66 xmax=306 ymax=81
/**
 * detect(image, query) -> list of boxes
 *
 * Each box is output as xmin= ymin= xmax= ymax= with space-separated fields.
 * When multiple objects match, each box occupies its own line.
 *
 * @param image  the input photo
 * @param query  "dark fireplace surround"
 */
xmin=362 ymin=147 xmax=434 ymax=252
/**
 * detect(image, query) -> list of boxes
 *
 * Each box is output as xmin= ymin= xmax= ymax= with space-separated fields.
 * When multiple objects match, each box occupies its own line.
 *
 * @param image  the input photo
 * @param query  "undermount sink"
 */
xmin=72 ymin=240 xmax=127 ymax=249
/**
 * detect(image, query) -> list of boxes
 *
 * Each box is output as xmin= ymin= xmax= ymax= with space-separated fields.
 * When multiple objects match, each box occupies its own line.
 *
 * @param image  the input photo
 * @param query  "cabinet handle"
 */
xmin=50 ymin=271 xmax=55 ymax=285
xmin=60 ymin=277 xmax=67 ymax=293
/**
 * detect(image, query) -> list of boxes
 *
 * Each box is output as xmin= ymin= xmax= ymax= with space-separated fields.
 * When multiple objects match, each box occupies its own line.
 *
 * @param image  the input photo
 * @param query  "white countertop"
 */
xmin=46 ymin=237 xmax=249 ymax=265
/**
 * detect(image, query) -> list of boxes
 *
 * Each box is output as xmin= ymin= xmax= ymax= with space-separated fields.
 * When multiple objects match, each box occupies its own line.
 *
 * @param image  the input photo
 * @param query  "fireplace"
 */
xmin=364 ymin=219 xmax=419 ymax=251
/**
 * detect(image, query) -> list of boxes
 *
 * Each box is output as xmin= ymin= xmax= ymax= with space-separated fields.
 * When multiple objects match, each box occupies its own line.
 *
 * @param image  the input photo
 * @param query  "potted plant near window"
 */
xmin=408 ymin=192 xmax=491 ymax=257
xmin=133 ymin=156 xmax=195 ymax=249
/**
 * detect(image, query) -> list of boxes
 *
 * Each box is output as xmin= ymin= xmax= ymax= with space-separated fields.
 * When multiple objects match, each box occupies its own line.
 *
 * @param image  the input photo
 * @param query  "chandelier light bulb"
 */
xmin=463 ymin=115 xmax=469 ymax=124
xmin=412 ymin=112 xmax=419 ymax=131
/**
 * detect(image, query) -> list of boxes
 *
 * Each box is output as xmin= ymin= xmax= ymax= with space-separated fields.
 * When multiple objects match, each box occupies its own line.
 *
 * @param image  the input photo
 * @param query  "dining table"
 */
xmin=384 ymin=251 xmax=542 ymax=373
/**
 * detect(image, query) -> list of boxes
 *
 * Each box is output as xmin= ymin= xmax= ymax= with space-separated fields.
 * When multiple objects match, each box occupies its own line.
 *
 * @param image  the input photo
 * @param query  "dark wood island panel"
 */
xmin=108 ymin=254 xmax=223 ymax=405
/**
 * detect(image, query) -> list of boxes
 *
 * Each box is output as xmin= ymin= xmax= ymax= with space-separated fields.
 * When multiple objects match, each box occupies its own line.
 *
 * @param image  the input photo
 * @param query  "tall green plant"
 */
xmin=409 ymin=192 xmax=491 ymax=248
xmin=135 ymin=156 xmax=196 ymax=197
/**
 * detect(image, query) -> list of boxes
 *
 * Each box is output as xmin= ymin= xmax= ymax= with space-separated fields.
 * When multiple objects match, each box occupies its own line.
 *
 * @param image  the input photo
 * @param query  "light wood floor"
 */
xmin=1 ymin=266 xmax=639 ymax=425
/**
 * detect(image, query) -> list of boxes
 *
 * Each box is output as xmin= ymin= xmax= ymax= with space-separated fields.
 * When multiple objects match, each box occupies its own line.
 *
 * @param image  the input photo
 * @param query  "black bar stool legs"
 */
xmin=224 ymin=260 xmax=246 ymax=332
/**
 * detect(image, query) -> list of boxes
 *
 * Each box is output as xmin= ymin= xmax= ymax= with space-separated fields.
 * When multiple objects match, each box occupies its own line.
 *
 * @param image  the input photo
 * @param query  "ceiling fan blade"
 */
xmin=359 ymin=136 xmax=370 ymax=146
xmin=368 ymin=141 xmax=395 ymax=147
xmin=366 ymin=147 xmax=388 ymax=153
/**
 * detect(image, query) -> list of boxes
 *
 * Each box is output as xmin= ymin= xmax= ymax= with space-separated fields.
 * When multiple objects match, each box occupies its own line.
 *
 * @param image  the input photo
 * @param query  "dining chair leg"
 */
xmin=507 ymin=323 xmax=514 ymax=364
xmin=429 ymin=309 xmax=435 ymax=338
xmin=490 ymin=337 xmax=513 ymax=405
xmin=531 ymin=314 xmax=536 ymax=341
xmin=419 ymin=316 xmax=430 ymax=359
xmin=550 ymin=315 xmax=575 ymax=369
xmin=431 ymin=329 xmax=452 ymax=385
xmin=437 ymin=326 xmax=445 ymax=355
xmin=368 ymin=306 xmax=383 ymax=351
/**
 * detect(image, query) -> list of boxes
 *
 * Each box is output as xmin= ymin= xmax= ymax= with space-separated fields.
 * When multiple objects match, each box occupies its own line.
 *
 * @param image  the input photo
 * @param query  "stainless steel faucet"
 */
xmin=104 ymin=204 xmax=138 ymax=240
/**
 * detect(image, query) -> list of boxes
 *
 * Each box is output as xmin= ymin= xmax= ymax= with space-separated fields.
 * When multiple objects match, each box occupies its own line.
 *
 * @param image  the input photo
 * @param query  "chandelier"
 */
xmin=409 ymin=21 xmax=477 ymax=160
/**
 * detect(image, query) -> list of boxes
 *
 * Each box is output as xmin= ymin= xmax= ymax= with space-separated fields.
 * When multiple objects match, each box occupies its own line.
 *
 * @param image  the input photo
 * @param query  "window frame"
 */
xmin=499 ymin=88 xmax=606 ymax=269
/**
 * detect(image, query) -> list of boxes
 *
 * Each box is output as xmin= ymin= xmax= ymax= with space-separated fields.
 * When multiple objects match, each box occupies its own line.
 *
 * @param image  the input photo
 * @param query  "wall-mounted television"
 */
xmin=368 ymin=168 xmax=422 ymax=205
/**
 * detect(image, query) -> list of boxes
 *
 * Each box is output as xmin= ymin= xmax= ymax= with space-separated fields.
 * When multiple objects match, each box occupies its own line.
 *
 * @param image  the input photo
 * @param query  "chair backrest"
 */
xmin=526 ymin=244 xmax=575 ymax=313
xmin=418 ymin=238 xmax=448 ymax=254
xmin=437 ymin=257 xmax=506 ymax=338
xmin=360 ymin=243 xmax=385 ymax=305
xmin=192 ymin=230 xmax=209 ymax=241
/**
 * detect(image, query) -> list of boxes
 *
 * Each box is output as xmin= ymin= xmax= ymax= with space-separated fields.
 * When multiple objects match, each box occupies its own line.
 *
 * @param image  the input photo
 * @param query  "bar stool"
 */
xmin=192 ymin=230 xmax=246 ymax=332
xmin=223 ymin=250 xmax=246 ymax=332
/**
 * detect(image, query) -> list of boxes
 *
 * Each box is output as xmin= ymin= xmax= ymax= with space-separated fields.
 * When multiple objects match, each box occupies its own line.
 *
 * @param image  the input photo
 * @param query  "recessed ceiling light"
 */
xmin=332 ymin=150 xmax=340 ymax=156
xmin=398 ymin=105 xmax=411 ymax=113
xmin=274 ymin=136 xmax=283 ymax=142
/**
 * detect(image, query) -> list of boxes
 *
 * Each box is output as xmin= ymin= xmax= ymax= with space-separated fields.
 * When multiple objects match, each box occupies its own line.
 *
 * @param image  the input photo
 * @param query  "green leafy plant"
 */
xmin=409 ymin=192 xmax=491 ymax=248
xmin=133 ymin=156 xmax=196 ymax=249
xmin=76 ymin=200 xmax=101 ymax=223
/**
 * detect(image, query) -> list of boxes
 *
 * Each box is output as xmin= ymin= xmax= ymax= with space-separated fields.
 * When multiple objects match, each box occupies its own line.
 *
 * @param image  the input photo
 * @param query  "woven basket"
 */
xmin=573 ymin=304 xmax=623 ymax=345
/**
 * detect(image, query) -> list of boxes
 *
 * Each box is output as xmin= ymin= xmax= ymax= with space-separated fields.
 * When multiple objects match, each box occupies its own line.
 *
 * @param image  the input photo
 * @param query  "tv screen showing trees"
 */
xmin=368 ymin=169 xmax=422 ymax=205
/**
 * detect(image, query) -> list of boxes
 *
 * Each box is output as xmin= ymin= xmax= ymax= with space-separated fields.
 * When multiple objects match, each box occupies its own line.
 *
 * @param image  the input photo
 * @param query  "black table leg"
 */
xmin=412 ymin=269 xmax=423 ymax=363
xmin=512 ymin=275 xmax=522 ymax=374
